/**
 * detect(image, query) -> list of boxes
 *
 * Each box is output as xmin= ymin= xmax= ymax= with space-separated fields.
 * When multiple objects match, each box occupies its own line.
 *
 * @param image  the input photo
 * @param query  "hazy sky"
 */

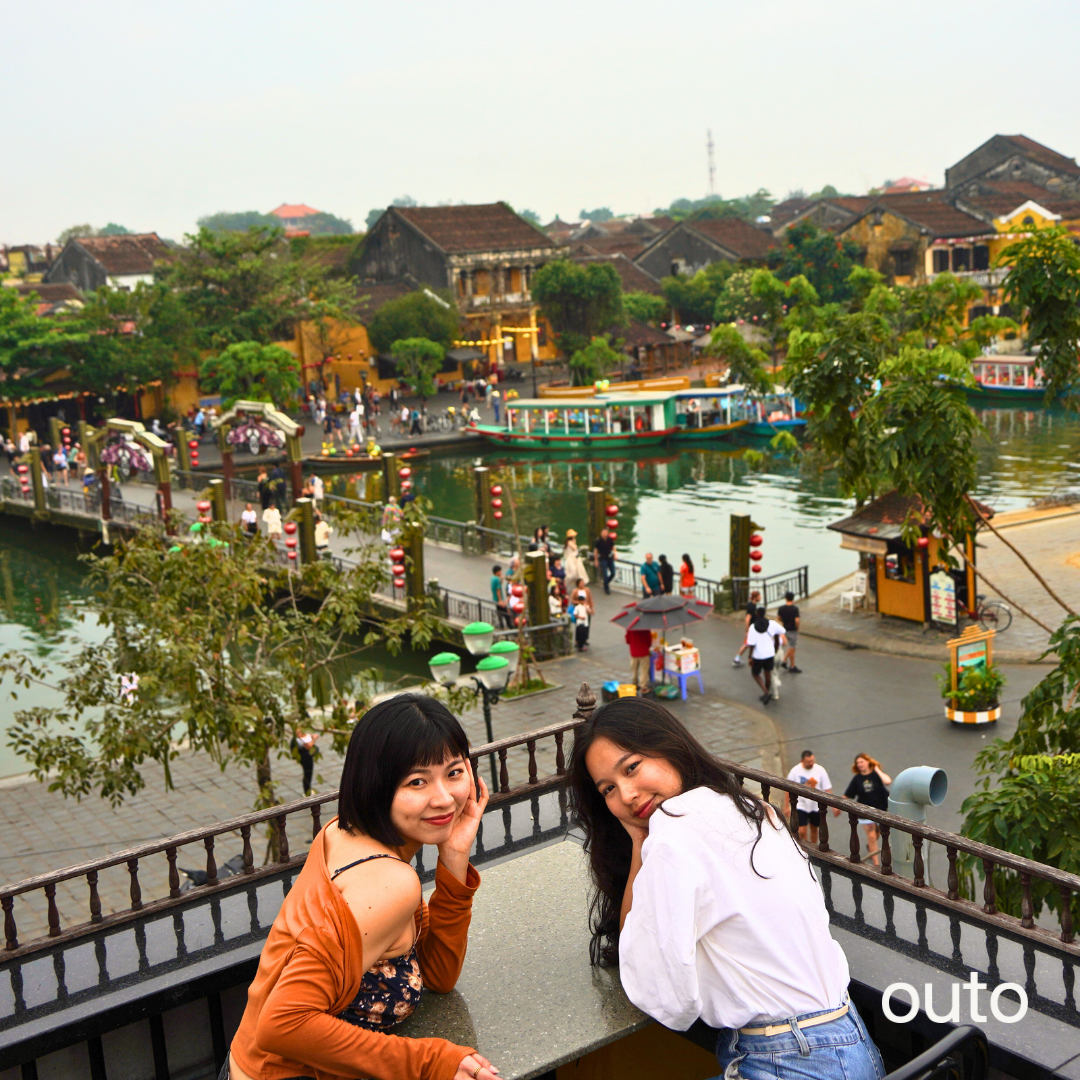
xmin=4 ymin=0 xmax=1080 ymax=244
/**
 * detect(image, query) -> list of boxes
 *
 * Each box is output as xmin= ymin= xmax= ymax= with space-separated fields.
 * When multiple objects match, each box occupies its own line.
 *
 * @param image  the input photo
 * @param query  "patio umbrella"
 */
xmin=610 ymin=594 xmax=713 ymax=632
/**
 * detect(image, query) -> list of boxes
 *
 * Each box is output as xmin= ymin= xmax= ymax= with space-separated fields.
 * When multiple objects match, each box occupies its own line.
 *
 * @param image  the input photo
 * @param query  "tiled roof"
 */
xmin=871 ymin=192 xmax=990 ymax=238
xmin=75 ymin=233 xmax=171 ymax=275
xmin=354 ymin=279 xmax=416 ymax=322
xmin=686 ymin=217 xmax=779 ymax=259
xmin=829 ymin=490 xmax=994 ymax=540
xmin=572 ymin=253 xmax=663 ymax=295
xmin=13 ymin=282 xmax=81 ymax=302
xmin=270 ymin=203 xmax=320 ymax=219
xmin=1002 ymin=136 xmax=1080 ymax=176
xmin=394 ymin=203 xmax=557 ymax=254
xmin=614 ymin=318 xmax=673 ymax=349
xmin=570 ymin=235 xmax=646 ymax=259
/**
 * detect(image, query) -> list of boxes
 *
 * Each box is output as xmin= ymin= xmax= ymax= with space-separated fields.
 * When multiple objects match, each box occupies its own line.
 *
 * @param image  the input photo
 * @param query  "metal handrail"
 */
xmin=884 ymin=1025 xmax=989 ymax=1080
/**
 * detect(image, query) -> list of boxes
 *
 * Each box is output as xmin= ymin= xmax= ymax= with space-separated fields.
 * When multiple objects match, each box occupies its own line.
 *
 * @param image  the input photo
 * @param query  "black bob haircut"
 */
xmin=337 ymin=693 xmax=471 ymax=846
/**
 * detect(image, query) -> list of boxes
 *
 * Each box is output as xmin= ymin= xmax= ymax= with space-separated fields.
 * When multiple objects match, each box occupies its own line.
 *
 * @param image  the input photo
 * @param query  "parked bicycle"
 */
xmin=973 ymin=593 xmax=1012 ymax=632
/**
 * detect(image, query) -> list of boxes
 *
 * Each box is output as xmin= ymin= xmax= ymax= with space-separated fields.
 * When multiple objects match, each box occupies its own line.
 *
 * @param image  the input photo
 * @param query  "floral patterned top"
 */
xmin=336 ymin=943 xmax=424 ymax=1030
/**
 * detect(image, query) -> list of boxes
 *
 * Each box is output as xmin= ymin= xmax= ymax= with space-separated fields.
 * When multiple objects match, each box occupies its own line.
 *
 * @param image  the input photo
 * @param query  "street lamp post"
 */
xmin=429 ymin=623 xmax=520 ymax=790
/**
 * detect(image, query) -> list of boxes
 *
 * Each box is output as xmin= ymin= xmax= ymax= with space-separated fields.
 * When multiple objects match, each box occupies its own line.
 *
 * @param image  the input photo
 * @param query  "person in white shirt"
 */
xmin=313 ymin=513 xmax=332 ymax=554
xmin=240 ymin=503 xmax=258 ymax=538
xmin=786 ymin=750 xmax=841 ymax=845
xmin=744 ymin=606 xmax=786 ymax=706
xmin=570 ymin=699 xmax=884 ymax=1080
xmin=348 ymin=407 xmax=362 ymax=444
xmin=262 ymin=505 xmax=282 ymax=540
xmin=310 ymin=473 xmax=324 ymax=508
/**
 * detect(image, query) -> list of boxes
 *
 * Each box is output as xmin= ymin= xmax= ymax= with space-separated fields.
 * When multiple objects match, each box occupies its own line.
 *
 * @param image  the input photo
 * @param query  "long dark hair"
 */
xmin=568 ymin=697 xmax=775 ymax=966
xmin=337 ymin=693 xmax=470 ymax=846
xmin=681 ymin=553 xmax=694 ymax=575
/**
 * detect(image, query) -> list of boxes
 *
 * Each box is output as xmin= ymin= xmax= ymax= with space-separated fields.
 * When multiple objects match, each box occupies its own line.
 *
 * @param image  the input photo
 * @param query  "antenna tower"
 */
xmin=707 ymin=129 xmax=717 ymax=197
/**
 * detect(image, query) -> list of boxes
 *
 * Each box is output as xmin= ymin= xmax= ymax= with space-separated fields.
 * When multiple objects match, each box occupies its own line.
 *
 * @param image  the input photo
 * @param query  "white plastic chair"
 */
xmin=839 ymin=571 xmax=868 ymax=612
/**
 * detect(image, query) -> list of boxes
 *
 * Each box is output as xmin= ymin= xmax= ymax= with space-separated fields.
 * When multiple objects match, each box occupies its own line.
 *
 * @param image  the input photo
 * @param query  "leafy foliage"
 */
xmin=568 ymin=336 xmax=623 ymax=386
xmin=705 ymin=325 xmax=771 ymax=393
xmin=936 ymin=661 xmax=1005 ymax=711
xmin=0 ymin=286 xmax=90 ymax=403
xmin=56 ymin=224 xmax=96 ymax=246
xmin=580 ymin=207 xmax=614 ymax=223
xmin=657 ymin=190 xmax=775 ymax=224
xmin=297 ymin=211 xmax=354 ymax=236
xmin=622 ymin=291 xmax=667 ymax=325
xmin=772 ymin=221 xmax=862 ymax=305
xmin=366 ymin=290 xmax=460 ymax=354
xmin=531 ymin=260 xmax=624 ymax=356
xmin=662 ymin=262 xmax=736 ymax=324
xmin=1 ymin=502 xmax=454 ymax=809
xmin=196 ymin=211 xmax=279 ymax=233
xmin=391 ymin=337 xmax=445 ymax=399
xmin=199 ymin=342 xmax=301 ymax=407
xmin=1000 ymin=225 xmax=1080 ymax=404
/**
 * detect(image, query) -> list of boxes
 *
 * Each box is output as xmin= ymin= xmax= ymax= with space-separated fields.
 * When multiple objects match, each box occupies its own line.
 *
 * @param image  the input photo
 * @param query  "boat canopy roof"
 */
xmin=674 ymin=385 xmax=747 ymax=398
xmin=506 ymin=397 xmax=601 ymax=409
xmin=508 ymin=391 xmax=678 ymax=409
xmin=595 ymin=390 xmax=680 ymax=405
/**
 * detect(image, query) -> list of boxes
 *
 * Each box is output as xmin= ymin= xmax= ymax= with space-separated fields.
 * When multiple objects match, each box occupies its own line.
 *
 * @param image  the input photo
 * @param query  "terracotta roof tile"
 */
xmin=1002 ymin=136 xmax=1080 ymax=176
xmin=394 ymin=203 xmax=557 ymax=254
xmin=569 ymin=235 xmax=646 ymax=259
xmin=829 ymin=490 xmax=994 ymax=540
xmin=872 ymin=192 xmax=990 ymax=238
xmin=13 ymin=282 xmax=81 ymax=302
xmin=614 ymin=318 xmax=673 ymax=349
xmin=686 ymin=217 xmax=779 ymax=259
xmin=74 ymin=233 xmax=171 ymax=275
xmin=571 ymin=253 xmax=663 ymax=295
xmin=270 ymin=203 xmax=320 ymax=218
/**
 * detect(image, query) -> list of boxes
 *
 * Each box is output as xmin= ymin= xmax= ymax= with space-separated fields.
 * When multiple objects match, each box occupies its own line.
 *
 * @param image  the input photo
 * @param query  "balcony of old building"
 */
xmin=455 ymin=264 xmax=538 ymax=313
xmin=1 ymin=687 xmax=1078 ymax=1080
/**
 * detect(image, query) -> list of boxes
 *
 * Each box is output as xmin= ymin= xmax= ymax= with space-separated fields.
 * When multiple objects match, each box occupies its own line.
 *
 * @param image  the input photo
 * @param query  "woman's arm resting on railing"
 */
xmin=418 ymin=860 xmax=481 ymax=993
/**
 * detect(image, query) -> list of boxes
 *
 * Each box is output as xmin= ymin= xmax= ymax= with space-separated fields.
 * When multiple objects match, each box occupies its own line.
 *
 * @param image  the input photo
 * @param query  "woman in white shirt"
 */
xmin=745 ymin=607 xmax=786 ymax=706
xmin=570 ymin=698 xmax=884 ymax=1080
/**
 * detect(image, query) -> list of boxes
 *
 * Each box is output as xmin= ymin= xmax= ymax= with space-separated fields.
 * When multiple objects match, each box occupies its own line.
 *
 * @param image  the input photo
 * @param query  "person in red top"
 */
xmin=227 ymin=694 xmax=497 ymax=1080
xmin=626 ymin=627 xmax=653 ymax=691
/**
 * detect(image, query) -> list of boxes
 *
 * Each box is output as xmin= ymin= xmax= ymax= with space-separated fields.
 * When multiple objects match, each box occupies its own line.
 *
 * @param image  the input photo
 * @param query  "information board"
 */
xmin=929 ymin=570 xmax=957 ymax=627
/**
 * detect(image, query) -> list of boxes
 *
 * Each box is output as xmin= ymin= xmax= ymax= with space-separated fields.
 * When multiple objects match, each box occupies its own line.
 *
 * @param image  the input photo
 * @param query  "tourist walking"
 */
xmin=568 ymin=700 xmax=884 ymax=1080
xmin=785 ymin=750 xmax=840 ymax=844
xmin=562 ymin=529 xmax=589 ymax=587
xmin=731 ymin=590 xmax=762 ymax=667
xmin=226 ymin=695 xmax=497 ymax=1080
xmin=570 ymin=577 xmax=594 ymax=651
xmin=53 ymin=445 xmax=69 ymax=486
xmin=639 ymin=552 xmax=661 ymax=598
xmin=491 ymin=565 xmax=513 ymax=629
xmin=625 ymin=626 xmax=652 ymax=692
xmin=745 ymin=606 xmax=786 ymax=706
xmin=348 ymin=406 xmax=362 ymax=444
xmin=777 ymin=591 xmax=802 ymax=673
xmin=293 ymin=728 xmax=318 ymax=795
xmin=657 ymin=554 xmax=674 ymax=595
xmin=678 ymin=553 xmax=695 ymax=598
xmin=381 ymin=494 xmax=403 ymax=543
xmin=314 ymin=513 xmax=332 ymax=555
xmin=592 ymin=527 xmax=617 ymax=595
xmin=269 ymin=464 xmax=287 ymax=512
xmin=257 ymin=468 xmax=272 ymax=511
xmin=263 ymin=504 xmax=282 ymax=540
xmin=310 ymin=472 xmax=324 ymax=509
xmin=492 ymin=390 xmax=501 ymax=424
xmin=844 ymin=755 xmax=892 ymax=866
xmin=3 ymin=438 xmax=15 ymax=468
xmin=241 ymin=503 xmax=258 ymax=538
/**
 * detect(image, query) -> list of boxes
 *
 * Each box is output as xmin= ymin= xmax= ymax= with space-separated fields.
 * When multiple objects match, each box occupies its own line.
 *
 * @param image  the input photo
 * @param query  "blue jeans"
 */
xmin=714 ymin=1001 xmax=885 ymax=1080
xmin=597 ymin=556 xmax=615 ymax=593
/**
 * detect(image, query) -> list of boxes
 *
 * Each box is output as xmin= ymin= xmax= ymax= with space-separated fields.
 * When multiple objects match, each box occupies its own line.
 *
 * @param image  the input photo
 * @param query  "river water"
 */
xmin=1 ymin=404 xmax=1076 ymax=778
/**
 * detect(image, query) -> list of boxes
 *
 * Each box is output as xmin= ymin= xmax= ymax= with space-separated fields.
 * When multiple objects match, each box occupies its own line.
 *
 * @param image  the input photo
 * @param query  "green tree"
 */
xmin=299 ymin=211 xmax=355 ymax=236
xmin=98 ymin=223 xmax=131 ymax=236
xmin=623 ymin=291 xmax=667 ymax=325
xmin=657 ymin=190 xmax=776 ymax=224
xmin=160 ymin=226 xmax=356 ymax=350
xmin=0 ymin=287 xmax=89 ymax=405
xmin=580 ymin=207 xmax=614 ymax=223
xmin=391 ymin=337 xmax=445 ymax=399
xmin=365 ymin=208 xmax=385 ymax=230
xmin=663 ymin=262 xmax=736 ymax=324
xmin=2 ymin=505 xmax=453 ymax=811
xmin=960 ymin=617 xmax=1080 ymax=926
xmin=197 ymin=211 xmax=280 ymax=233
xmin=568 ymin=336 xmax=623 ymax=386
xmin=706 ymin=325 xmax=772 ymax=393
xmin=531 ymin=259 xmax=624 ymax=356
xmin=367 ymin=291 xmax=460 ymax=354
xmin=56 ymin=224 xmax=96 ymax=246
xmin=772 ymin=221 xmax=861 ymax=304
xmin=199 ymin=342 xmax=300 ymax=407
xmin=1000 ymin=225 xmax=1080 ymax=403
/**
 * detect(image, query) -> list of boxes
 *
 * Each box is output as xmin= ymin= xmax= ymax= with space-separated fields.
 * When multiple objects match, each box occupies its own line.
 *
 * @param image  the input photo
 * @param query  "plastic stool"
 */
xmin=675 ymin=670 xmax=704 ymax=700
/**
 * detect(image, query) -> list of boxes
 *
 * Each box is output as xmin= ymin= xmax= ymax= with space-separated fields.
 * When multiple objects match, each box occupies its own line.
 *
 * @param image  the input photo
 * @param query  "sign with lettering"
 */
xmin=946 ymin=625 xmax=996 ymax=700
xmin=930 ymin=570 xmax=957 ymax=627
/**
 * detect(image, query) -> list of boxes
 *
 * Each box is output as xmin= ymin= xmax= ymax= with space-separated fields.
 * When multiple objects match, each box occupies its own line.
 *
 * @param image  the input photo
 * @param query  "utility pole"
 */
xmin=707 ymin=129 xmax=717 ymax=198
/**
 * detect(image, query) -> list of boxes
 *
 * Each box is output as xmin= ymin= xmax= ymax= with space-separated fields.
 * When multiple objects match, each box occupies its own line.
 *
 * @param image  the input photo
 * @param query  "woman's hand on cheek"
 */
xmin=621 ymin=815 xmax=650 ymax=848
xmin=438 ymin=769 xmax=488 ymax=884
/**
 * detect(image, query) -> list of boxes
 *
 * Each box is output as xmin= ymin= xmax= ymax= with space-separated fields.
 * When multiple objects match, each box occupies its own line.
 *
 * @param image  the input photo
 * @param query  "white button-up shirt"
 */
xmin=618 ymin=786 xmax=850 ymax=1031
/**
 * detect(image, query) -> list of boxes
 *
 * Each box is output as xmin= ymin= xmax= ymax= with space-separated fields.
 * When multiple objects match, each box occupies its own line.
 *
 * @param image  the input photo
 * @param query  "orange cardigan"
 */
xmin=230 ymin=820 xmax=480 ymax=1080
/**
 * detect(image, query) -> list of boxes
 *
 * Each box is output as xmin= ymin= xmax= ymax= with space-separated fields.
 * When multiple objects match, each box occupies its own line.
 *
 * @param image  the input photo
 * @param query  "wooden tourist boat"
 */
xmin=468 ymin=392 xmax=679 ymax=449
xmin=673 ymin=386 xmax=754 ymax=440
xmin=744 ymin=389 xmax=807 ymax=436
xmin=968 ymin=355 xmax=1047 ymax=401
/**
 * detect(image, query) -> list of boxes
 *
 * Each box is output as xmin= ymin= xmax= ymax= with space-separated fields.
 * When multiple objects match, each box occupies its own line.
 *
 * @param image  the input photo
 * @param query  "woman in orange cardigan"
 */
xmin=227 ymin=694 xmax=497 ymax=1080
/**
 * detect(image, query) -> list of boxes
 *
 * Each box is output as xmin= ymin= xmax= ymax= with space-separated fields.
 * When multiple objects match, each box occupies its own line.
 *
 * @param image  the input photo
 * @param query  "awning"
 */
xmin=447 ymin=347 xmax=486 ymax=362
xmin=840 ymin=535 xmax=888 ymax=556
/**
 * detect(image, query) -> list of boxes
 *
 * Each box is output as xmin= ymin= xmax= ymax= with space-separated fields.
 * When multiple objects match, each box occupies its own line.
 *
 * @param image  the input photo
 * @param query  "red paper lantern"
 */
xmin=62 ymin=428 xmax=70 ymax=437
xmin=606 ymin=518 xmax=618 ymax=529
xmin=608 ymin=531 xmax=617 ymax=539
xmin=188 ymin=440 xmax=199 ymax=450
xmin=511 ymin=583 xmax=524 ymax=597
xmin=285 ymin=538 xmax=297 ymax=549
xmin=752 ymin=563 xmax=762 ymax=574
xmin=287 ymin=551 xmax=298 ymax=561
xmin=398 ymin=467 xmax=412 ymax=479
xmin=190 ymin=453 xmax=199 ymax=465
xmin=491 ymin=498 xmax=503 ymax=508
xmin=493 ymin=510 xmax=503 ymax=520
xmin=750 ymin=549 xmax=763 ymax=560
xmin=196 ymin=500 xmax=211 ymax=514
xmin=606 ymin=504 xmax=619 ymax=515
xmin=400 ymin=479 xmax=412 ymax=490
xmin=491 ymin=484 xmax=503 ymax=495
xmin=393 ymin=576 xmax=405 ymax=588
xmin=284 ymin=521 xmax=297 ymax=535
xmin=16 ymin=464 xmax=27 ymax=475
xmin=392 ymin=564 xmax=406 ymax=577
xmin=917 ymin=536 xmax=930 ymax=549
xmin=389 ymin=547 xmax=405 ymax=562
xmin=750 ymin=534 xmax=763 ymax=546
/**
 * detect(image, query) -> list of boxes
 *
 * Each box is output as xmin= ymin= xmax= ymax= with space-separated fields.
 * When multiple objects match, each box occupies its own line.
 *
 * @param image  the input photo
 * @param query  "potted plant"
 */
xmin=937 ymin=662 xmax=1004 ymax=724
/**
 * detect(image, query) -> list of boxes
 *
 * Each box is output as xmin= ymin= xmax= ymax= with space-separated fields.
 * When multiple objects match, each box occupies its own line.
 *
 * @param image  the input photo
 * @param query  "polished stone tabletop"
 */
xmin=398 ymin=838 xmax=649 ymax=1080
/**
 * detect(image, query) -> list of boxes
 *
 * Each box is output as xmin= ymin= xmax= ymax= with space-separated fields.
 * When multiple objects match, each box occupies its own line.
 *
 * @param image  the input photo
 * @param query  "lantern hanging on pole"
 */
xmin=752 ymin=563 xmax=762 ymax=574
xmin=491 ymin=484 xmax=503 ymax=495
xmin=491 ymin=498 xmax=502 ymax=508
xmin=606 ymin=504 xmax=619 ymax=515
xmin=399 ymin=467 xmax=412 ymax=479
xmin=607 ymin=517 xmax=618 ymax=529
xmin=750 ymin=534 xmax=763 ymax=546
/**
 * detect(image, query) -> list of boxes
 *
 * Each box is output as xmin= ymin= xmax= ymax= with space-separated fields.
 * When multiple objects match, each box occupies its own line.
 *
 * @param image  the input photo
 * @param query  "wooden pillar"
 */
xmin=153 ymin=449 xmax=173 ymax=533
xmin=473 ymin=465 xmax=492 ymax=551
xmin=296 ymin=497 xmax=316 ymax=564
xmin=403 ymin=520 xmax=425 ymax=608
xmin=99 ymin=467 xmax=111 ymax=521
xmin=209 ymin=479 xmax=227 ymax=522
xmin=28 ymin=446 xmax=46 ymax=513
xmin=587 ymin=487 xmax=607 ymax=547
xmin=286 ymin=431 xmax=304 ymax=506
xmin=382 ymin=451 xmax=400 ymax=500
xmin=525 ymin=550 xmax=548 ymax=627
